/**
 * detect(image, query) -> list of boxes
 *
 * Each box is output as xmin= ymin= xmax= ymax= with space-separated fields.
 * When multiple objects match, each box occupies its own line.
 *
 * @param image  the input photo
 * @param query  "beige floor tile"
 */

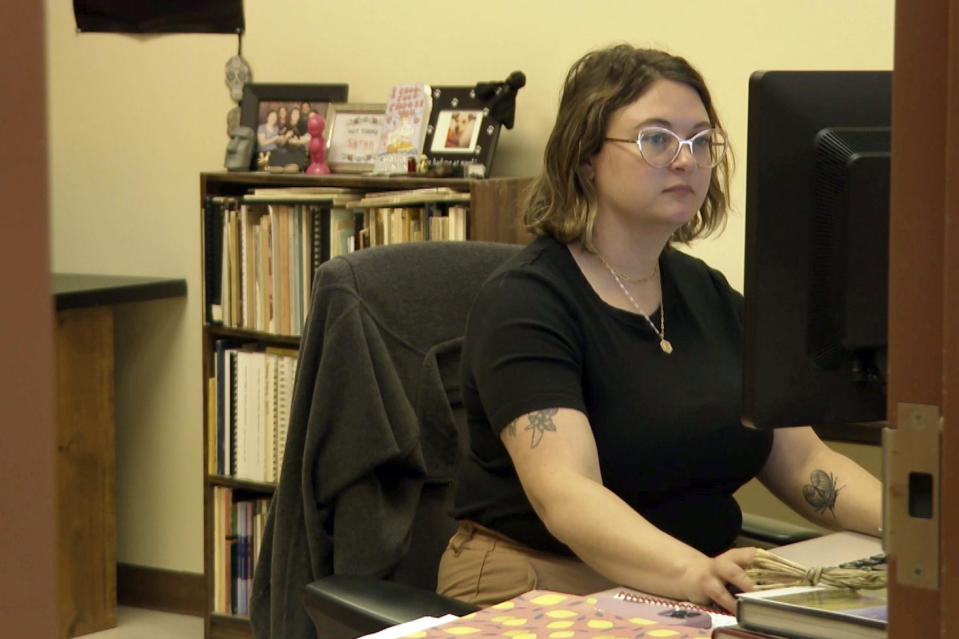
xmin=80 ymin=607 xmax=202 ymax=639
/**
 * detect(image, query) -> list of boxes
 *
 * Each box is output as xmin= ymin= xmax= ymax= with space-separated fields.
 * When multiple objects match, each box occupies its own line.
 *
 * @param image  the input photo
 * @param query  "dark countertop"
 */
xmin=53 ymin=273 xmax=187 ymax=311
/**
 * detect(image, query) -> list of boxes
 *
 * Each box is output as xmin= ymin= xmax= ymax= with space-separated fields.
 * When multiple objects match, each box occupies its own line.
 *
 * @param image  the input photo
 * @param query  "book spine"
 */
xmin=226 ymin=488 xmax=236 ymax=613
xmin=300 ymin=207 xmax=312 ymax=329
xmin=203 ymin=195 xmax=224 ymax=323
xmin=212 ymin=487 xmax=224 ymax=613
xmin=229 ymin=350 xmax=238 ymax=477
xmin=214 ymin=341 xmax=226 ymax=475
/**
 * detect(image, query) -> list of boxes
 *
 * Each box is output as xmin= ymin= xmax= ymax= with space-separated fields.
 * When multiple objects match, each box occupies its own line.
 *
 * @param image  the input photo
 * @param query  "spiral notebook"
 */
xmin=391 ymin=590 xmax=735 ymax=639
xmin=598 ymin=590 xmax=738 ymax=629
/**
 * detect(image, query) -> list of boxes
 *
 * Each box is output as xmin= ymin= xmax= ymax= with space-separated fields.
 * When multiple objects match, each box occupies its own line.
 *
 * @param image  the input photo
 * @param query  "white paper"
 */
xmin=358 ymin=614 xmax=460 ymax=639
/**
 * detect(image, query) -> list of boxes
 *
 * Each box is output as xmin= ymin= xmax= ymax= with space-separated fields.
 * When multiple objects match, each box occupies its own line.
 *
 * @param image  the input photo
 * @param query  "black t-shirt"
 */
xmin=453 ymin=235 xmax=774 ymax=557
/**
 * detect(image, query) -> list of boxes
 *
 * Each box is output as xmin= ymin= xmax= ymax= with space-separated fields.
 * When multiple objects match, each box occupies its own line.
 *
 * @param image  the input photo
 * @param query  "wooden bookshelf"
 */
xmin=198 ymin=171 xmax=532 ymax=638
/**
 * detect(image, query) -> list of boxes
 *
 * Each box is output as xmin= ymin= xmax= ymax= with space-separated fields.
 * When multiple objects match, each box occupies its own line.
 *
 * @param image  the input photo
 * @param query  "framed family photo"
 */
xmin=325 ymin=102 xmax=386 ymax=174
xmin=240 ymin=83 xmax=349 ymax=171
xmin=422 ymin=86 xmax=501 ymax=176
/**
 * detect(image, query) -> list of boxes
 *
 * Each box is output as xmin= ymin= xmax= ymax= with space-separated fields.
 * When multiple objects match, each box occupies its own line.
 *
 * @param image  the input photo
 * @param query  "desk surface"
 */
xmin=53 ymin=273 xmax=187 ymax=311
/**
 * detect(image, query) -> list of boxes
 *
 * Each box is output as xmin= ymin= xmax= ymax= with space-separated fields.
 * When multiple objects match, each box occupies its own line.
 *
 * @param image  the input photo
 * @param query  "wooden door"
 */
xmin=887 ymin=0 xmax=959 ymax=636
xmin=0 ymin=1 xmax=58 ymax=638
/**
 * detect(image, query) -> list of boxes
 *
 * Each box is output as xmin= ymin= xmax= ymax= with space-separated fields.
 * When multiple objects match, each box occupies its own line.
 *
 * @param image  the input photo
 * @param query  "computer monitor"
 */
xmin=741 ymin=70 xmax=891 ymax=434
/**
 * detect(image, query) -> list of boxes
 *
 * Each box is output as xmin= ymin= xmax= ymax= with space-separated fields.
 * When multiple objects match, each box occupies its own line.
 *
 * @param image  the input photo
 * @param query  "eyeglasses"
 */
xmin=604 ymin=126 xmax=728 ymax=168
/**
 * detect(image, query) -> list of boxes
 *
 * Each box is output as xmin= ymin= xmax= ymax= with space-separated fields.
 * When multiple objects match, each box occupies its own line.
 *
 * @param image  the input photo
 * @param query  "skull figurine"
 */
xmin=225 ymin=55 xmax=251 ymax=103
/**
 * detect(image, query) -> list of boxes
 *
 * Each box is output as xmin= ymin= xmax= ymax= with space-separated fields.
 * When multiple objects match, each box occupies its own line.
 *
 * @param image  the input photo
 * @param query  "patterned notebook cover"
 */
xmin=401 ymin=590 xmax=728 ymax=639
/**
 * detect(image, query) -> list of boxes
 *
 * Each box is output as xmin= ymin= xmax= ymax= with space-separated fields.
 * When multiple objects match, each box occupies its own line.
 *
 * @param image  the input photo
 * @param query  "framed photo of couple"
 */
xmin=422 ymin=86 xmax=501 ymax=177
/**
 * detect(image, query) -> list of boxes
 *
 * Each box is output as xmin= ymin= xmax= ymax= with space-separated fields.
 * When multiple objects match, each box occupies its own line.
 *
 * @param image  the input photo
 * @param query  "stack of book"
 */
xmin=725 ymin=585 xmax=886 ymax=639
xmin=715 ymin=531 xmax=887 ymax=639
xmin=203 ymin=186 xmax=473 ymax=329
xmin=205 ymin=188 xmax=357 ymax=335
xmin=351 ymin=187 xmax=471 ymax=247
xmin=209 ymin=341 xmax=297 ymax=484
xmin=211 ymin=487 xmax=270 ymax=616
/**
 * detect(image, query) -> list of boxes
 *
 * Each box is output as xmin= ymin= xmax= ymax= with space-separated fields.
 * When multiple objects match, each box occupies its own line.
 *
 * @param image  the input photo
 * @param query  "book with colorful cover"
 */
xmin=398 ymin=590 xmax=736 ymax=639
xmin=379 ymin=82 xmax=432 ymax=155
xmin=373 ymin=83 xmax=432 ymax=174
xmin=735 ymin=585 xmax=886 ymax=639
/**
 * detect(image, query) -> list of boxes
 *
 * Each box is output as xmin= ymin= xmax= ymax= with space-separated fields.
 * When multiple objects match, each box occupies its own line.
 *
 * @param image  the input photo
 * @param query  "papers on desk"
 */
xmin=358 ymin=614 xmax=459 ymax=639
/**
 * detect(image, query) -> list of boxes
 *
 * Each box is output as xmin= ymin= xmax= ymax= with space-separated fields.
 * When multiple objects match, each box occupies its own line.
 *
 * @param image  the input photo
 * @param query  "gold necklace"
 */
xmin=605 ymin=260 xmax=658 ymax=284
xmin=596 ymin=252 xmax=673 ymax=354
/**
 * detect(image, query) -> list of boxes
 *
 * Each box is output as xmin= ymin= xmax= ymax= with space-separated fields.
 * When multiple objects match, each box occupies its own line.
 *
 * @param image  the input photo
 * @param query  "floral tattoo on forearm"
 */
xmin=507 ymin=408 xmax=558 ymax=448
xmin=802 ymin=469 xmax=843 ymax=516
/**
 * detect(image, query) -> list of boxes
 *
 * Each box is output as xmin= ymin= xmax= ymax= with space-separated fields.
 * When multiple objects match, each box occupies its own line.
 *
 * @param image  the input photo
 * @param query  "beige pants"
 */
xmin=436 ymin=520 xmax=617 ymax=606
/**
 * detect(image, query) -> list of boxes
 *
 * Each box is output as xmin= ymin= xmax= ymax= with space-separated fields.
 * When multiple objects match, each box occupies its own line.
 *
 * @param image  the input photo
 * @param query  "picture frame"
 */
xmin=422 ymin=86 xmax=501 ymax=177
xmin=240 ymin=83 xmax=349 ymax=171
xmin=325 ymin=102 xmax=387 ymax=174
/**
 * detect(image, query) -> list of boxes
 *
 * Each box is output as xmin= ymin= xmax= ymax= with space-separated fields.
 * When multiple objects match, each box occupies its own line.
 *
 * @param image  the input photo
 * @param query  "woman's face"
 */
xmin=588 ymin=79 xmax=713 ymax=233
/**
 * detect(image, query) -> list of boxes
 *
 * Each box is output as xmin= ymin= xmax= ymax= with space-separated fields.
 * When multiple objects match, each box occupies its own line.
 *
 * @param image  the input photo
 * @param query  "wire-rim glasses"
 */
xmin=605 ymin=126 xmax=728 ymax=168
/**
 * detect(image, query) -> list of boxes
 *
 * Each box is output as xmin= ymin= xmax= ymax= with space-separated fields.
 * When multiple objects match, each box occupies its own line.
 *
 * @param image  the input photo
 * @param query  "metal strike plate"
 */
xmin=882 ymin=402 xmax=941 ymax=589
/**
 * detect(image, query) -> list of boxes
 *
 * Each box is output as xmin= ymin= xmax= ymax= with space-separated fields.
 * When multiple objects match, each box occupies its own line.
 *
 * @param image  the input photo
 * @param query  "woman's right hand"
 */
xmin=680 ymin=546 xmax=757 ymax=613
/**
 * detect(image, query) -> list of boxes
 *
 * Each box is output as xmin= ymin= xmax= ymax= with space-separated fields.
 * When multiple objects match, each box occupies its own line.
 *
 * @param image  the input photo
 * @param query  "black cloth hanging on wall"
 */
xmin=74 ymin=0 xmax=244 ymax=34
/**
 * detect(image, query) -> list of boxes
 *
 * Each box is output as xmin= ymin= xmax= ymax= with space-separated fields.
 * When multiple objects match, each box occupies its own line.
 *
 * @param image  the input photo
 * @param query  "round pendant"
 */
xmin=660 ymin=338 xmax=673 ymax=354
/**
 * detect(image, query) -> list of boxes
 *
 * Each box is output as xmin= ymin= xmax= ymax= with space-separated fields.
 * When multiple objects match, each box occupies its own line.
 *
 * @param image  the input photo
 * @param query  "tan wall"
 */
xmin=45 ymin=0 xmax=895 ymax=573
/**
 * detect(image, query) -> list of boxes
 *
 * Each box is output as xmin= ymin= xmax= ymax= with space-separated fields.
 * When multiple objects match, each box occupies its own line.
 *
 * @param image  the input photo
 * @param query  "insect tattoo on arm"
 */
xmin=507 ymin=408 xmax=559 ymax=448
xmin=802 ymin=469 xmax=843 ymax=517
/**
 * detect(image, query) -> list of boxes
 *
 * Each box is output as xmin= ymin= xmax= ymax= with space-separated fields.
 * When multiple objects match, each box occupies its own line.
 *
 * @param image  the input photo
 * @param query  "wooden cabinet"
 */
xmin=198 ymin=171 xmax=531 ymax=638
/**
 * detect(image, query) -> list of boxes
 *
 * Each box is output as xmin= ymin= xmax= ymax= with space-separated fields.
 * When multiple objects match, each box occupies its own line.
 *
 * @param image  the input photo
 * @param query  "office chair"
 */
xmin=250 ymin=240 xmax=518 ymax=639
xmin=254 ymin=240 xmax=820 ymax=639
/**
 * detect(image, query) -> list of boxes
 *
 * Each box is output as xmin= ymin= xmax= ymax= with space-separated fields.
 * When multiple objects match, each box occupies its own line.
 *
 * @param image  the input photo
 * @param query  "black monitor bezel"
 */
xmin=741 ymin=70 xmax=891 ymax=435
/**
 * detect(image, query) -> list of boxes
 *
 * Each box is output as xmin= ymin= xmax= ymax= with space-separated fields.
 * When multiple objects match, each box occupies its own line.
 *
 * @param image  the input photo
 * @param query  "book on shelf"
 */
xmin=213 ymin=197 xmax=326 ymax=335
xmin=216 ymin=340 xmax=250 ymax=476
xmin=449 ymin=204 xmax=467 ymax=240
xmin=212 ymin=487 xmax=270 ymax=616
xmin=353 ymin=187 xmax=470 ymax=208
xmin=263 ymin=352 xmax=278 ymax=484
xmin=226 ymin=204 xmax=241 ymax=326
xmin=214 ymin=344 xmax=297 ymax=483
xmin=393 ymin=589 xmax=735 ymax=639
xmin=330 ymin=207 xmax=357 ymax=258
xmin=203 ymin=196 xmax=228 ymax=323
xmin=426 ymin=204 xmax=468 ymax=241
xmin=244 ymin=186 xmax=360 ymax=203
xmin=206 ymin=377 xmax=217 ymax=474
xmin=735 ymin=585 xmax=887 ymax=639
xmin=249 ymin=186 xmax=358 ymax=195
xmin=228 ymin=349 xmax=239 ymax=476
xmin=210 ymin=198 xmax=242 ymax=327
xmin=269 ymin=349 xmax=296 ymax=482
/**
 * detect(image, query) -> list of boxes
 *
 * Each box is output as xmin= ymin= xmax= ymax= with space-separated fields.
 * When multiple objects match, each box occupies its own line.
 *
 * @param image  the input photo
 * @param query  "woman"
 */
xmin=436 ymin=44 xmax=881 ymax=613
xmin=256 ymin=109 xmax=281 ymax=152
